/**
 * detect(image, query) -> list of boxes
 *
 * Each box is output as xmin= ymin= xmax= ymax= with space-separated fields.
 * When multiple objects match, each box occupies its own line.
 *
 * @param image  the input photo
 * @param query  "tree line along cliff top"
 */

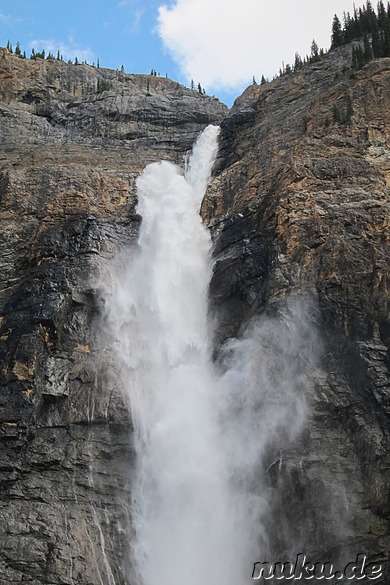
xmin=3 ymin=1 xmax=390 ymax=95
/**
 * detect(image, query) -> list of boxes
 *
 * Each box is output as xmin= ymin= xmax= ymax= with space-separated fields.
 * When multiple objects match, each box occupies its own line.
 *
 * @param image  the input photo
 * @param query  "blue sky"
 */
xmin=1 ymin=0 xmax=362 ymax=107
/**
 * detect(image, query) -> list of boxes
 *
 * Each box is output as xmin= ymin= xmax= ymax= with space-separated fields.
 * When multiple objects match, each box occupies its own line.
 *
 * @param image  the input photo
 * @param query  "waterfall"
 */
xmin=124 ymin=125 xmax=247 ymax=585
xmin=103 ymin=125 xmax=313 ymax=584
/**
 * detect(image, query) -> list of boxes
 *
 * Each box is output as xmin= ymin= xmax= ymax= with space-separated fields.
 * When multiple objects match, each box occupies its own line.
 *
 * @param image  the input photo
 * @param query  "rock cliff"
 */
xmin=204 ymin=43 xmax=390 ymax=579
xmin=0 ymin=43 xmax=389 ymax=584
xmin=0 ymin=49 xmax=226 ymax=584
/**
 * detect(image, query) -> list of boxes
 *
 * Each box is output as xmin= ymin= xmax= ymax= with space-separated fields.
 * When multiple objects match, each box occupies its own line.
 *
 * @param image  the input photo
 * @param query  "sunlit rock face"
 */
xmin=203 ymin=44 xmax=390 ymax=579
xmin=0 ymin=48 xmax=226 ymax=585
xmin=0 ymin=41 xmax=390 ymax=584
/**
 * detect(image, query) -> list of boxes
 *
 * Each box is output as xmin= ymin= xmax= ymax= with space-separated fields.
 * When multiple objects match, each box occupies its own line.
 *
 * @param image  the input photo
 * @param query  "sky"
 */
xmin=1 ymin=0 xmax=364 ymax=107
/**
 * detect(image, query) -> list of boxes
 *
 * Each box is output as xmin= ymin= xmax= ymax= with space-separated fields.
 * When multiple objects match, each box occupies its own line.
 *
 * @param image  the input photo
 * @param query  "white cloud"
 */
xmin=125 ymin=8 xmax=144 ymax=34
xmin=118 ymin=0 xmax=142 ymax=7
xmin=157 ymin=0 xmax=360 ymax=91
xmin=29 ymin=38 xmax=95 ymax=64
xmin=0 ymin=11 xmax=11 ymax=24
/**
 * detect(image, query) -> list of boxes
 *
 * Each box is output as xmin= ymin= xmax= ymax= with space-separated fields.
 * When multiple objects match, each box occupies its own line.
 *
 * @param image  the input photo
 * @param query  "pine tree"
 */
xmin=15 ymin=42 xmax=21 ymax=56
xmin=294 ymin=52 xmax=303 ymax=70
xmin=331 ymin=14 xmax=344 ymax=48
xmin=384 ymin=20 xmax=390 ymax=56
xmin=345 ymin=95 xmax=354 ymax=124
xmin=333 ymin=103 xmax=342 ymax=124
xmin=352 ymin=44 xmax=365 ymax=69
xmin=371 ymin=17 xmax=383 ymax=57
xmin=364 ymin=35 xmax=374 ymax=61
xmin=378 ymin=0 xmax=387 ymax=28
xmin=261 ymin=74 xmax=267 ymax=85
xmin=343 ymin=11 xmax=356 ymax=42
xmin=310 ymin=39 xmax=320 ymax=62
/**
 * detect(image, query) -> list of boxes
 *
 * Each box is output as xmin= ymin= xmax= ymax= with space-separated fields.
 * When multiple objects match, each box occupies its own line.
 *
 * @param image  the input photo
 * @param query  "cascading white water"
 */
xmin=103 ymin=125 xmax=313 ymax=585
xmin=122 ymin=126 xmax=249 ymax=585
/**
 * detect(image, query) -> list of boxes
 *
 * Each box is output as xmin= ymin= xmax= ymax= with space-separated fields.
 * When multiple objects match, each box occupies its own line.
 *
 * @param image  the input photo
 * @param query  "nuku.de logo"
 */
xmin=252 ymin=553 xmax=383 ymax=581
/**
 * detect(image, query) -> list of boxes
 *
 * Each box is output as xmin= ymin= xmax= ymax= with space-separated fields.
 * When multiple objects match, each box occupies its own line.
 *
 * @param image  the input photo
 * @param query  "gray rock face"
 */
xmin=0 ymin=48 xmax=226 ymax=584
xmin=1 ymin=42 xmax=390 ymax=584
xmin=203 ymin=44 xmax=390 ymax=580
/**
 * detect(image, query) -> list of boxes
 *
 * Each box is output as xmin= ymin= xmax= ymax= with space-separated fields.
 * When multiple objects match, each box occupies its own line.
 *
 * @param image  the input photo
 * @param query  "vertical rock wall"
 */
xmin=1 ymin=42 xmax=390 ymax=583
xmin=0 ymin=49 xmax=226 ymax=584
xmin=203 ymin=45 xmax=390 ymax=578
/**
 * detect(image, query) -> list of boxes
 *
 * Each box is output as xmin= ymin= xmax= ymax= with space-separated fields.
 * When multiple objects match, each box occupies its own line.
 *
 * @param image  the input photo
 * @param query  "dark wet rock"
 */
xmin=1 ymin=41 xmax=390 ymax=583
xmin=204 ymin=44 xmax=390 ymax=575
xmin=0 ymin=48 xmax=226 ymax=584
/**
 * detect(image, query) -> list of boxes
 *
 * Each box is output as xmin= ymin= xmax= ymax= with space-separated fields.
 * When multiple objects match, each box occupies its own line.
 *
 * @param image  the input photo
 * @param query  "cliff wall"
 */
xmin=0 ymin=48 xmax=226 ymax=584
xmin=203 ymin=44 xmax=390 ymax=576
xmin=0 ymin=43 xmax=389 ymax=583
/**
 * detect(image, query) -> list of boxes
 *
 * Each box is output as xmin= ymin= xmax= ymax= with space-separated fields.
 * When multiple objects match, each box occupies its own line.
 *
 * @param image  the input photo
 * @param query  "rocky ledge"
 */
xmin=204 ymin=43 xmax=390 ymax=579
xmin=0 ymin=48 xmax=226 ymax=585
xmin=0 ymin=42 xmax=389 ymax=584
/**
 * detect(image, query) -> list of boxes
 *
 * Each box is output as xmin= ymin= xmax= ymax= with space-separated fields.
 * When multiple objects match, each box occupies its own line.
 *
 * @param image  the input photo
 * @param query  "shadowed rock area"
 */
xmin=203 ymin=43 xmax=390 ymax=580
xmin=0 ymin=42 xmax=390 ymax=583
xmin=0 ymin=48 xmax=226 ymax=584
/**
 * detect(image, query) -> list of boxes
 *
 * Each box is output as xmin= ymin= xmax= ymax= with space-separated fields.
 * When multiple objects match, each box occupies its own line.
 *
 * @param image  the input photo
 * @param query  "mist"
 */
xmin=100 ymin=126 xmax=320 ymax=584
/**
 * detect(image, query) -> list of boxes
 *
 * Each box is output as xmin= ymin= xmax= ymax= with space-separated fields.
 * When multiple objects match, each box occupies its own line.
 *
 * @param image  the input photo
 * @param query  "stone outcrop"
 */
xmin=0 ymin=48 xmax=226 ymax=584
xmin=203 ymin=43 xmax=390 ymax=579
xmin=1 ymin=41 xmax=390 ymax=584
